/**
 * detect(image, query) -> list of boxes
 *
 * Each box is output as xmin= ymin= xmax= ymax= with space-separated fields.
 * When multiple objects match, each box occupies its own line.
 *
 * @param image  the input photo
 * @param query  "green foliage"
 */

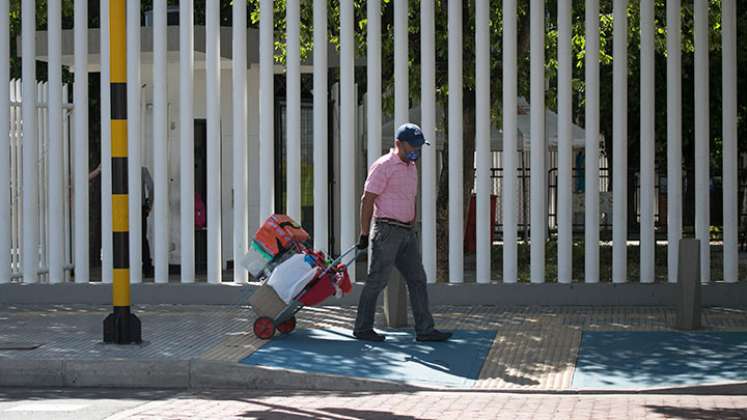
xmin=7 ymin=0 xmax=746 ymax=170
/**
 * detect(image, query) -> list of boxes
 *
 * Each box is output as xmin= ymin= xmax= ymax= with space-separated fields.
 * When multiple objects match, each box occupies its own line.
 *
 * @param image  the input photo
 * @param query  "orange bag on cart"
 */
xmin=253 ymin=214 xmax=310 ymax=257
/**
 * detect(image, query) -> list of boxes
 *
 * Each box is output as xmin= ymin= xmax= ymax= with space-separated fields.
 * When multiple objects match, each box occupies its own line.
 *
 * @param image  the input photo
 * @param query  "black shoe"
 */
xmin=416 ymin=330 xmax=452 ymax=342
xmin=353 ymin=330 xmax=386 ymax=342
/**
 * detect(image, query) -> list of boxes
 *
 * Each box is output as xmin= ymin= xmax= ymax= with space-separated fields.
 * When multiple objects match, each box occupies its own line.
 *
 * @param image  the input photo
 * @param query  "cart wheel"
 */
xmin=253 ymin=317 xmax=275 ymax=340
xmin=277 ymin=316 xmax=297 ymax=334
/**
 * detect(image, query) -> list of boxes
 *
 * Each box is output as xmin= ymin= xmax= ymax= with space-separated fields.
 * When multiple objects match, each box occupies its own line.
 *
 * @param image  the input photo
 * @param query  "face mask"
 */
xmin=405 ymin=149 xmax=421 ymax=162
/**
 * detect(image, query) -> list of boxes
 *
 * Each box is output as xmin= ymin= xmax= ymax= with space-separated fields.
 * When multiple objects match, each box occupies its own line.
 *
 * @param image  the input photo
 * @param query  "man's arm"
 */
xmin=360 ymin=191 xmax=378 ymax=236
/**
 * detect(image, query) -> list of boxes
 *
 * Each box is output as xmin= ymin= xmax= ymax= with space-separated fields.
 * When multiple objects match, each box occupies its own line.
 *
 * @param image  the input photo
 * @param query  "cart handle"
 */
xmin=317 ymin=244 xmax=360 ymax=278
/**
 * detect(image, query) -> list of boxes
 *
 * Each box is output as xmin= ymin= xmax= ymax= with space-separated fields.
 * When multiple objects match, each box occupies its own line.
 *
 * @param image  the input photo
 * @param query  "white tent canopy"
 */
xmin=379 ymin=97 xmax=602 ymax=152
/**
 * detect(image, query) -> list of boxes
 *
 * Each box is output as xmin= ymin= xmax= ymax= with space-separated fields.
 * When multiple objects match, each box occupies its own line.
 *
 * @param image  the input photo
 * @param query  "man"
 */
xmin=354 ymin=123 xmax=451 ymax=342
xmin=89 ymin=164 xmax=155 ymax=278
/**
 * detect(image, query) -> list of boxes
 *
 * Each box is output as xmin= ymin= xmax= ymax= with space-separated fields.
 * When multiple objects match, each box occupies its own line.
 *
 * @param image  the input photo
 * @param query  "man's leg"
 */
xmin=354 ymin=223 xmax=400 ymax=333
xmin=394 ymin=230 xmax=435 ymax=335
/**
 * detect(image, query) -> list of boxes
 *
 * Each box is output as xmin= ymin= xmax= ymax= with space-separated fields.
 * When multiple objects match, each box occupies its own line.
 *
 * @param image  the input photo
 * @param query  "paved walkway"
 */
xmin=1 ymin=304 xmax=747 ymax=391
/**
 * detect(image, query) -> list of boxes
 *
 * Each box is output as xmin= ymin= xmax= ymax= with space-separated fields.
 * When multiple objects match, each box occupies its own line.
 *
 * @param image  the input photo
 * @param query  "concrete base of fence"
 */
xmin=1 ymin=281 xmax=746 ymax=307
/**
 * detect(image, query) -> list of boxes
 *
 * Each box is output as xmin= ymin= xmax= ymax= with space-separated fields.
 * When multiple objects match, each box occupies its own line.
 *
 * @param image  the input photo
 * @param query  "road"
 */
xmin=1 ymin=388 xmax=746 ymax=419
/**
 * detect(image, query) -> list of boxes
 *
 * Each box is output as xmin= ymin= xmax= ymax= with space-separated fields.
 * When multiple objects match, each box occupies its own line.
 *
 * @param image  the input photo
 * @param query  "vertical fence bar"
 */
xmin=530 ymin=0 xmax=545 ymax=284
xmin=48 ymin=0 xmax=64 ymax=284
xmin=394 ymin=0 xmax=408 ymax=128
xmin=448 ymin=0 xmax=464 ymax=284
xmin=640 ymin=0 xmax=655 ymax=283
xmin=367 ymin=0 xmax=381 ymax=169
xmin=9 ymin=81 xmax=18 ymax=277
xmin=666 ymin=0 xmax=682 ymax=283
xmin=502 ymin=0 xmax=518 ymax=284
xmin=392 ymin=0 xmax=408 ymax=306
xmin=180 ymin=0 xmax=195 ymax=284
xmin=340 ymin=0 xmax=355 ymax=282
xmin=259 ymin=0 xmax=274 ymax=220
xmin=585 ymin=0 xmax=600 ymax=283
xmin=557 ymin=0 xmax=572 ymax=283
xmin=62 ymin=85 xmax=71 ymax=282
xmin=233 ymin=0 xmax=248 ymax=283
xmin=153 ymin=0 xmax=168 ymax=284
xmin=22 ymin=0 xmax=39 ymax=284
xmin=694 ymin=0 xmax=709 ymax=284
xmin=13 ymin=80 xmax=21 ymax=275
xmin=101 ymin=0 xmax=112 ymax=283
xmin=612 ymin=0 xmax=627 ymax=284
xmin=722 ymin=0 xmax=738 ymax=283
xmin=74 ymin=0 xmax=89 ymax=283
xmin=206 ymin=0 xmax=221 ymax=283
xmin=286 ymin=0 xmax=301 ymax=223
xmin=0 ymin=0 xmax=9 ymax=284
xmin=475 ymin=0 xmax=490 ymax=284
xmin=313 ymin=0 xmax=328 ymax=254
xmin=127 ymin=0 xmax=142 ymax=283
xmin=420 ymin=0 xmax=437 ymax=283
xmin=365 ymin=27 xmax=377 ymax=167
xmin=39 ymin=83 xmax=47 ymax=282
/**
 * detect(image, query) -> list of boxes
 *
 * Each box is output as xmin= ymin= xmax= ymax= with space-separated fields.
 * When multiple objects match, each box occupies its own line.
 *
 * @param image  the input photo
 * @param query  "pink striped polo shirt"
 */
xmin=364 ymin=150 xmax=418 ymax=223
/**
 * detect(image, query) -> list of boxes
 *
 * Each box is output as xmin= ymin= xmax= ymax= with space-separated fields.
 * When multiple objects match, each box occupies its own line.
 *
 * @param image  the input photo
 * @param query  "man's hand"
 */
xmin=356 ymin=234 xmax=369 ymax=250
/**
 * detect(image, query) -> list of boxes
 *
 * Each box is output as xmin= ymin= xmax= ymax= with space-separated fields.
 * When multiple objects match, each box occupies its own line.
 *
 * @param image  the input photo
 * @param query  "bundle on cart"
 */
xmin=240 ymin=214 xmax=358 ymax=339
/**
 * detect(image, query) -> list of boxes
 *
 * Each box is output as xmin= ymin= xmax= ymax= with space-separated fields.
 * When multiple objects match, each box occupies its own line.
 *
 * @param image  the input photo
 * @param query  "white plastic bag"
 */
xmin=267 ymin=253 xmax=318 ymax=304
xmin=240 ymin=245 xmax=268 ymax=278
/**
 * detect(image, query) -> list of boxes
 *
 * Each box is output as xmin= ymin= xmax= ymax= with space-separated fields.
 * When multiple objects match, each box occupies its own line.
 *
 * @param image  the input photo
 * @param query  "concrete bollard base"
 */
xmin=675 ymin=238 xmax=702 ymax=331
xmin=384 ymin=271 xmax=409 ymax=328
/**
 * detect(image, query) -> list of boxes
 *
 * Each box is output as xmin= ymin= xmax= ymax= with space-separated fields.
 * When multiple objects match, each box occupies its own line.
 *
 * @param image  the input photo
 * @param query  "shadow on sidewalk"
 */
xmin=645 ymin=405 xmax=747 ymax=420
xmin=240 ymin=400 xmax=417 ymax=420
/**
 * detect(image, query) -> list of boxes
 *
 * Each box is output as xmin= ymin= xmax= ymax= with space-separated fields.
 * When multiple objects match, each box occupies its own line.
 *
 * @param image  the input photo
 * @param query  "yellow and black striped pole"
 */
xmin=103 ymin=0 xmax=141 ymax=344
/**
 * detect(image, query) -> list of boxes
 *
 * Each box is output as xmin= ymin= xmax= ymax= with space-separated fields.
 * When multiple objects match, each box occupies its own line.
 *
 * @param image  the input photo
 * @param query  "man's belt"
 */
xmin=375 ymin=218 xmax=413 ymax=229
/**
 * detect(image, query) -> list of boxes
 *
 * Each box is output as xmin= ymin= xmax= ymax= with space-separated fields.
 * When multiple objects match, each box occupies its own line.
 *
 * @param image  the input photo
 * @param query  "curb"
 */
xmin=2 ymin=358 xmax=746 ymax=394
xmin=0 ymin=358 xmax=424 ymax=392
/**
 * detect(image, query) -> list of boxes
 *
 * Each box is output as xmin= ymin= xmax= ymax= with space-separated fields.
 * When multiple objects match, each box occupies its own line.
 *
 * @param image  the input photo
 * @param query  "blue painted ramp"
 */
xmin=240 ymin=328 xmax=496 ymax=388
xmin=572 ymin=331 xmax=747 ymax=390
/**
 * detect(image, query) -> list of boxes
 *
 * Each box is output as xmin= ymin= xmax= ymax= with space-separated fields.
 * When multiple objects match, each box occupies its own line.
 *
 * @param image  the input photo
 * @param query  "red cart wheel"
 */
xmin=253 ymin=317 xmax=275 ymax=340
xmin=277 ymin=316 xmax=297 ymax=334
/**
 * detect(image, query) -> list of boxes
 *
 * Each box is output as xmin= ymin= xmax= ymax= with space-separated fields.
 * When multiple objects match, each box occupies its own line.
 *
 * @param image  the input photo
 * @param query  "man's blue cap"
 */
xmin=395 ymin=123 xmax=431 ymax=147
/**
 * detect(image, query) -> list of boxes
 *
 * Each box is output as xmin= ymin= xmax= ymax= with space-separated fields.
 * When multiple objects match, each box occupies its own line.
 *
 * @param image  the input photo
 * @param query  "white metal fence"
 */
xmin=6 ymin=80 xmax=74 ymax=282
xmin=0 ymin=0 xmax=742 ymax=288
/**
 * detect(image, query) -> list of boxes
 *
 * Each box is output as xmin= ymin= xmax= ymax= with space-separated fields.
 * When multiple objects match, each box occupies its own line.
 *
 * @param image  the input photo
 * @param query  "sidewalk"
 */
xmin=1 ymin=304 xmax=746 ymax=392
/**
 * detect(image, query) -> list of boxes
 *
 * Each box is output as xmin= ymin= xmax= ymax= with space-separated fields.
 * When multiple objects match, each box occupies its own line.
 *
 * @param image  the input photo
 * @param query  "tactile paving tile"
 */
xmin=201 ymin=305 xmax=747 ymax=390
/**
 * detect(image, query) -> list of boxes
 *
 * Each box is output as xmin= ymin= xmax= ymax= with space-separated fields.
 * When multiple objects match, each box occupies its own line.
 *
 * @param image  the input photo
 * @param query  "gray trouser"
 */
xmin=354 ymin=221 xmax=435 ymax=335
